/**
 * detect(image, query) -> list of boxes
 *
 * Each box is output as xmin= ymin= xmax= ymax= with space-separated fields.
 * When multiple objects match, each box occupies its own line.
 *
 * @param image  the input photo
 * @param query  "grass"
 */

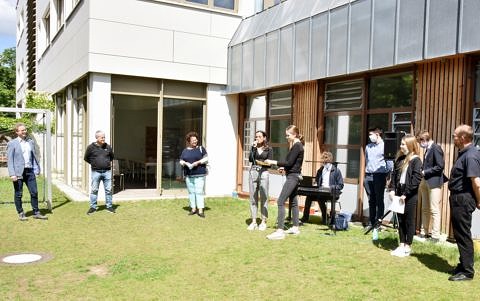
xmin=0 ymin=177 xmax=479 ymax=300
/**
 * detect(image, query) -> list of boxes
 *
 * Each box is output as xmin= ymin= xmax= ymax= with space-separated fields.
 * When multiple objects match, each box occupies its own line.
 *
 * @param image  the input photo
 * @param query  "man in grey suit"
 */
xmin=7 ymin=123 xmax=48 ymax=221
xmin=417 ymin=130 xmax=446 ymax=241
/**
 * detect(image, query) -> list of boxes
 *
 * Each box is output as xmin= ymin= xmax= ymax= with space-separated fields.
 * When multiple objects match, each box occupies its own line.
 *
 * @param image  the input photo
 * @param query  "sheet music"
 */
xmin=388 ymin=195 xmax=405 ymax=214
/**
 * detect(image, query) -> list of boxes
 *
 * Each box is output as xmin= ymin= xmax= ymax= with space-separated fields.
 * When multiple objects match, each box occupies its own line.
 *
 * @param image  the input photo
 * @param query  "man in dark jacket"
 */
xmin=84 ymin=130 xmax=115 ymax=215
xmin=300 ymin=151 xmax=344 ymax=225
xmin=417 ymin=130 xmax=446 ymax=241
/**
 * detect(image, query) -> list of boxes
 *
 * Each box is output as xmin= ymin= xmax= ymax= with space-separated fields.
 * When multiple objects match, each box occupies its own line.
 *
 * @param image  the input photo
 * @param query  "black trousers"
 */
xmin=449 ymin=193 xmax=476 ymax=277
xmin=301 ymin=196 xmax=328 ymax=224
xmin=364 ymin=173 xmax=388 ymax=226
xmin=397 ymin=194 xmax=417 ymax=245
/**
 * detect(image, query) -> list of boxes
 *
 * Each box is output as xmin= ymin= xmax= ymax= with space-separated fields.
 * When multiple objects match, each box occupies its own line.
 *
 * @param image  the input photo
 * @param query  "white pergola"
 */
xmin=0 ymin=107 xmax=52 ymax=211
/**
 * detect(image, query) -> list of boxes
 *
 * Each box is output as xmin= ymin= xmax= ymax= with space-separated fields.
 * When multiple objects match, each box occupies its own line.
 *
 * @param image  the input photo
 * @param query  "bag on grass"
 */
xmin=335 ymin=212 xmax=352 ymax=230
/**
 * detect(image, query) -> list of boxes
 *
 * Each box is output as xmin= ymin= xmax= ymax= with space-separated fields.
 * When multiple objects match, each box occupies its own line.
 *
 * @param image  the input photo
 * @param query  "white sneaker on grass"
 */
xmin=266 ymin=229 xmax=285 ymax=240
xmin=285 ymin=226 xmax=300 ymax=235
xmin=390 ymin=245 xmax=404 ymax=256
xmin=258 ymin=222 xmax=267 ymax=231
xmin=247 ymin=222 xmax=258 ymax=231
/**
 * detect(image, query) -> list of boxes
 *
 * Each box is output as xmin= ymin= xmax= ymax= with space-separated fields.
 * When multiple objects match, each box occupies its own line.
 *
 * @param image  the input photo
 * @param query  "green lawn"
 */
xmin=0 ymin=178 xmax=478 ymax=300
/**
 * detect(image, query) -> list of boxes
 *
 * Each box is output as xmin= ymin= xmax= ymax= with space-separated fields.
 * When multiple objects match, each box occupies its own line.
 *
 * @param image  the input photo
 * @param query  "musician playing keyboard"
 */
xmin=300 ymin=151 xmax=344 ymax=225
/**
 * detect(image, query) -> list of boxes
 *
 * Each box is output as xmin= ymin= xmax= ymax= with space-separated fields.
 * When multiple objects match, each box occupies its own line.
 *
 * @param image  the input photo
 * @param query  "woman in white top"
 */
xmin=388 ymin=135 xmax=422 ymax=257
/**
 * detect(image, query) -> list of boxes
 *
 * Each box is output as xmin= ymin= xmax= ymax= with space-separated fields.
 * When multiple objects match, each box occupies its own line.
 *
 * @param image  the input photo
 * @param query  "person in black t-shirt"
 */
xmin=447 ymin=125 xmax=480 ymax=281
xmin=265 ymin=125 xmax=304 ymax=240
xmin=84 ymin=130 xmax=115 ymax=215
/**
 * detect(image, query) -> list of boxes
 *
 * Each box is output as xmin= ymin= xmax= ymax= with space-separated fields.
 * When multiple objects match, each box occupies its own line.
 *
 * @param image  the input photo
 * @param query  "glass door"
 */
xmin=161 ymin=98 xmax=205 ymax=191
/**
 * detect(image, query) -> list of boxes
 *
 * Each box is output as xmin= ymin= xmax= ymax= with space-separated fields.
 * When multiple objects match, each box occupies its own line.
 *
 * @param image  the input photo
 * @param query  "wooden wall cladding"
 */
xmin=293 ymin=81 xmax=319 ymax=177
xmin=415 ymin=56 xmax=469 ymax=237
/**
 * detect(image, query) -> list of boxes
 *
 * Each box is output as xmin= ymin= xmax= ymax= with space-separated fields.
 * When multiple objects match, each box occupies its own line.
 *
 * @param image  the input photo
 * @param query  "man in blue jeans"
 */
xmin=84 ymin=130 xmax=115 ymax=215
xmin=7 ymin=123 xmax=48 ymax=221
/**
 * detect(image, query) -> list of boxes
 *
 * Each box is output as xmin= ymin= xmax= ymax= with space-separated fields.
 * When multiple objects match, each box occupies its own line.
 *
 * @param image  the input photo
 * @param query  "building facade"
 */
xmin=15 ymin=0 xmax=278 ymax=197
xmin=227 ymin=0 xmax=480 ymax=237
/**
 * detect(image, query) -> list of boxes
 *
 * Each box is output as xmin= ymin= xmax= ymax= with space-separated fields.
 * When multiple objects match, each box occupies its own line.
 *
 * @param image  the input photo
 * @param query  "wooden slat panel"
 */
xmin=293 ymin=81 xmax=319 ymax=177
xmin=415 ymin=56 xmax=469 ymax=238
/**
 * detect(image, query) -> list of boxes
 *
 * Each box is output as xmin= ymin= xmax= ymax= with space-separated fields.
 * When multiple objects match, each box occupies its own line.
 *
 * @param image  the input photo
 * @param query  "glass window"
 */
xmin=269 ymin=89 xmax=292 ymax=155
xmin=187 ymin=0 xmax=208 ymax=4
xmin=325 ymin=147 xmax=361 ymax=179
xmin=325 ymin=80 xmax=363 ymax=111
xmin=369 ymin=72 xmax=413 ymax=109
xmin=367 ymin=113 xmax=389 ymax=132
xmin=324 ymin=115 xmax=361 ymax=145
xmin=243 ymin=95 xmax=267 ymax=167
xmin=473 ymin=108 xmax=480 ymax=147
xmin=475 ymin=61 xmax=480 ymax=104
xmin=214 ymin=0 xmax=234 ymax=9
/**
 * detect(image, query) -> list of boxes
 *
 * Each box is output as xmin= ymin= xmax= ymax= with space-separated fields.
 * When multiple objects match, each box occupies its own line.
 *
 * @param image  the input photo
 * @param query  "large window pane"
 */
xmin=324 ymin=115 xmax=361 ymax=145
xmin=325 ymin=147 xmax=361 ymax=179
xmin=369 ymin=72 xmax=413 ymax=109
xmin=269 ymin=119 xmax=290 ymax=144
xmin=367 ymin=113 xmax=389 ymax=132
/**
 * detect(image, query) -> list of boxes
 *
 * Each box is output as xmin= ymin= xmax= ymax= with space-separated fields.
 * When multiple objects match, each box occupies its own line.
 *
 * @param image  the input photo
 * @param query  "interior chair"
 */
xmin=112 ymin=159 xmax=125 ymax=192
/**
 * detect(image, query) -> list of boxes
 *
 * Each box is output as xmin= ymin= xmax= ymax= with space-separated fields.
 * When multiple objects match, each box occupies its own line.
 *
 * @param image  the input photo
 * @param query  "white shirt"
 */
xmin=18 ymin=137 xmax=32 ymax=168
xmin=321 ymin=164 xmax=331 ymax=188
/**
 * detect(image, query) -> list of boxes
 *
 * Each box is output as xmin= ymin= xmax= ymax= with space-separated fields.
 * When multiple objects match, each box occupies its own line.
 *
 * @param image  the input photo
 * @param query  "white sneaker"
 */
xmin=266 ymin=229 xmax=285 ymax=240
xmin=258 ymin=222 xmax=267 ymax=231
xmin=390 ymin=246 xmax=404 ymax=256
xmin=247 ymin=222 xmax=258 ymax=231
xmin=285 ymin=226 xmax=300 ymax=235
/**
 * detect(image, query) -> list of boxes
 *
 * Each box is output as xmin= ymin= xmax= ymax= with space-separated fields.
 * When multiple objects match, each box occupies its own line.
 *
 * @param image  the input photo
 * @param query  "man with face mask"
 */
xmin=364 ymin=127 xmax=393 ymax=229
xmin=416 ymin=130 xmax=446 ymax=242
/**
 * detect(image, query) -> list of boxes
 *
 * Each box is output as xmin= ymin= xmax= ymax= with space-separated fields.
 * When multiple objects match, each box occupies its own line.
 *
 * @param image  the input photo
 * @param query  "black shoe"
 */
xmin=87 ymin=207 xmax=96 ymax=215
xmin=449 ymin=265 xmax=463 ymax=275
xmin=188 ymin=210 xmax=197 ymax=216
xmin=33 ymin=212 xmax=48 ymax=220
xmin=106 ymin=207 xmax=116 ymax=214
xmin=448 ymin=272 xmax=473 ymax=281
xmin=197 ymin=212 xmax=205 ymax=218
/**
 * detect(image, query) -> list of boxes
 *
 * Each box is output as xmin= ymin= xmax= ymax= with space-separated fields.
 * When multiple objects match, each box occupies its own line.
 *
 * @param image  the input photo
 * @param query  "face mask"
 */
xmin=400 ymin=145 xmax=409 ymax=155
xmin=420 ymin=142 xmax=428 ymax=149
xmin=369 ymin=134 xmax=377 ymax=143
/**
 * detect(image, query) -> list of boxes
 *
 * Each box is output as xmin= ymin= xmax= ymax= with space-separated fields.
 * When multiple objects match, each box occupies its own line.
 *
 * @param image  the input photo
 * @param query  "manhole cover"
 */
xmin=0 ymin=253 xmax=53 ymax=265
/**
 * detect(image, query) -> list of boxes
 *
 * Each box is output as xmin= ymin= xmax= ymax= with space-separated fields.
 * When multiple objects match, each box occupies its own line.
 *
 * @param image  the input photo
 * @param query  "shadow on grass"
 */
xmin=97 ymin=204 xmax=121 ymax=212
xmin=181 ymin=206 xmax=211 ymax=212
xmin=372 ymin=235 xmax=398 ymax=251
xmin=411 ymin=253 xmax=452 ymax=274
xmin=50 ymin=198 xmax=71 ymax=211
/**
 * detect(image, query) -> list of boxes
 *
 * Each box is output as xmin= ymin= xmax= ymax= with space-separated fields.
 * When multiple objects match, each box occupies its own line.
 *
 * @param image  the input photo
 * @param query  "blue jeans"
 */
xmin=89 ymin=169 xmax=113 ymax=209
xmin=13 ymin=168 xmax=39 ymax=214
xmin=185 ymin=176 xmax=205 ymax=210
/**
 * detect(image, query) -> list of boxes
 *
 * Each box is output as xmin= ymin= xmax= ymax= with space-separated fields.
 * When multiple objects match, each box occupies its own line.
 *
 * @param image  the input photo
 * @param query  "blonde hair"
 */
xmin=286 ymin=125 xmax=305 ymax=145
xmin=397 ymin=134 xmax=420 ymax=171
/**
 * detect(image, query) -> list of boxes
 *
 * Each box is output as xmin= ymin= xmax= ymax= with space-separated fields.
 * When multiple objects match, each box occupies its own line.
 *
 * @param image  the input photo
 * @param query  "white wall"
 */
xmin=205 ymin=84 xmax=238 ymax=196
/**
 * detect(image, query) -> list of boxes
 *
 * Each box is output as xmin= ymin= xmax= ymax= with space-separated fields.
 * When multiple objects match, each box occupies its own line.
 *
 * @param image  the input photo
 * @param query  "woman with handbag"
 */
xmin=388 ymin=135 xmax=422 ymax=257
xmin=179 ymin=131 xmax=208 ymax=218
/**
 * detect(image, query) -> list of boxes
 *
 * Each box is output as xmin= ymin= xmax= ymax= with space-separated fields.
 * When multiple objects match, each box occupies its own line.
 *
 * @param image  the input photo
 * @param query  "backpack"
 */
xmin=335 ymin=212 xmax=352 ymax=230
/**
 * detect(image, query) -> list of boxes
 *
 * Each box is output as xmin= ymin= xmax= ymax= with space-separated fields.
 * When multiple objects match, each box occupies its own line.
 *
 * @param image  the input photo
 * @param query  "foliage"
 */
xmin=0 ymin=187 xmax=478 ymax=300
xmin=0 ymin=47 xmax=16 ymax=108
xmin=0 ymin=90 xmax=54 ymax=134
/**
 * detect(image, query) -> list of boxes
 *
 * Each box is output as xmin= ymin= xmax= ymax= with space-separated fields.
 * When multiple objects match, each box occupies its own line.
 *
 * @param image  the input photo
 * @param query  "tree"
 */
xmin=0 ymin=47 xmax=16 ymax=107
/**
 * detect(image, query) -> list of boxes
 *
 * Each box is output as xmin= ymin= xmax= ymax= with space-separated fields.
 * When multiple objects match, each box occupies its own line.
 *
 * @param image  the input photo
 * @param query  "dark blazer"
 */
xmin=315 ymin=163 xmax=344 ymax=197
xmin=390 ymin=155 xmax=422 ymax=199
xmin=422 ymin=143 xmax=446 ymax=188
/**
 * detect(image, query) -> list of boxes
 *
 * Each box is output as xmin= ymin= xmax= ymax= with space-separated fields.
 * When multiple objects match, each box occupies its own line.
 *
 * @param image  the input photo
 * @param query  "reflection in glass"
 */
xmin=324 ymin=115 xmax=361 ymax=145
xmin=269 ymin=119 xmax=290 ymax=144
xmin=214 ymin=0 xmax=234 ymax=9
xmin=325 ymin=148 xmax=361 ymax=179
xmin=367 ymin=114 xmax=389 ymax=132
xmin=187 ymin=0 xmax=208 ymax=4
xmin=369 ymin=72 xmax=413 ymax=109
